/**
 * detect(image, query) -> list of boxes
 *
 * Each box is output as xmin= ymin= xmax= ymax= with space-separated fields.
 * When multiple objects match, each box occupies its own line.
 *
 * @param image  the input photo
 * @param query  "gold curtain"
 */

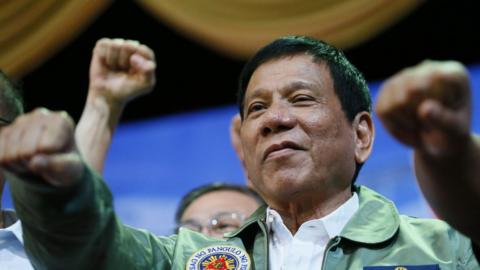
xmin=0 ymin=0 xmax=111 ymax=77
xmin=137 ymin=0 xmax=423 ymax=59
xmin=0 ymin=0 xmax=422 ymax=77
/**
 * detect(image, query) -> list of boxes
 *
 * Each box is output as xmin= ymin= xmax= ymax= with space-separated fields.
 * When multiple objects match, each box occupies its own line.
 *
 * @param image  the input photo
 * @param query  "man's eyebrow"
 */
xmin=247 ymin=81 xmax=318 ymax=99
xmin=244 ymin=80 xmax=323 ymax=110
xmin=179 ymin=219 xmax=203 ymax=226
xmin=281 ymin=81 xmax=318 ymax=93
xmin=244 ymin=88 xmax=269 ymax=104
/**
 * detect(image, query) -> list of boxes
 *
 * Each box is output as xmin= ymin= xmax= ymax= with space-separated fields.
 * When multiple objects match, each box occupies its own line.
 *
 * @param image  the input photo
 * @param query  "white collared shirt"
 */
xmin=0 ymin=211 xmax=33 ymax=270
xmin=266 ymin=193 xmax=359 ymax=270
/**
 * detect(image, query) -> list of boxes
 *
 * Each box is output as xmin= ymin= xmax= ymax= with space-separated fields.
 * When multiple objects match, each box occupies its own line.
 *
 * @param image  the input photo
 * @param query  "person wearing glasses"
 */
xmin=0 ymin=38 xmax=155 ymax=269
xmin=2 ymin=36 xmax=480 ymax=270
xmin=175 ymin=182 xmax=264 ymax=238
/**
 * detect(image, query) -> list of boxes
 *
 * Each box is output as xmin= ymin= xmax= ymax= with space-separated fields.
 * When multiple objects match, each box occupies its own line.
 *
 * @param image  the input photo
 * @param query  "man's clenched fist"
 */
xmin=376 ymin=60 xmax=471 ymax=158
xmin=89 ymin=38 xmax=156 ymax=105
xmin=0 ymin=109 xmax=83 ymax=187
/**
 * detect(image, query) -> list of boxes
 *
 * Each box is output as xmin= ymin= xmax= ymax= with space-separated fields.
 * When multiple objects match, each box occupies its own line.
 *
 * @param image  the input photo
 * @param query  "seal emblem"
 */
xmin=186 ymin=245 xmax=250 ymax=270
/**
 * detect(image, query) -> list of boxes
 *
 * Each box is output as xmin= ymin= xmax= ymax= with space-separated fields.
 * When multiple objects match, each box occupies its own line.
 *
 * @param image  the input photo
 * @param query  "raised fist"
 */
xmin=376 ymin=60 xmax=471 ymax=157
xmin=0 ymin=109 xmax=83 ymax=187
xmin=89 ymin=38 xmax=156 ymax=106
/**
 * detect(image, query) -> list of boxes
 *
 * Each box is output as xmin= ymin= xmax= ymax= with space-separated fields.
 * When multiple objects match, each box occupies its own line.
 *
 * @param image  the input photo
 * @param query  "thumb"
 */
xmin=28 ymin=153 xmax=84 ymax=188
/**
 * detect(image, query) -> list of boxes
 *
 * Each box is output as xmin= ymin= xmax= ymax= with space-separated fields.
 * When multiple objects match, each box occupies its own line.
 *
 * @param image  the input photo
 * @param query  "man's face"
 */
xmin=240 ymin=54 xmax=358 ymax=207
xmin=180 ymin=190 xmax=260 ymax=238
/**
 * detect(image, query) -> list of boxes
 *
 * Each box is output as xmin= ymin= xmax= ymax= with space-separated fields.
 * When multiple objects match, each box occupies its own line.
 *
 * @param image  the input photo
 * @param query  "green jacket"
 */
xmin=9 ymin=166 xmax=479 ymax=270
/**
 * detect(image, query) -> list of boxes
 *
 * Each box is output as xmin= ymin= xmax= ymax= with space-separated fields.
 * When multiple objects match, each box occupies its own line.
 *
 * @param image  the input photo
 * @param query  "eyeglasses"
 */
xmin=178 ymin=212 xmax=246 ymax=238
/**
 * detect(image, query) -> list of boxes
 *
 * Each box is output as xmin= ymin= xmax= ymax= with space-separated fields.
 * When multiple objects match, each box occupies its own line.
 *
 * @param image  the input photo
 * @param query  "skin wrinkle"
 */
xmin=240 ymin=54 xmax=371 ymax=234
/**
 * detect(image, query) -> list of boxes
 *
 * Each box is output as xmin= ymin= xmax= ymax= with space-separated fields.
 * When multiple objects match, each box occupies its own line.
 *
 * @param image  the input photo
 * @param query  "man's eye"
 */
xmin=292 ymin=95 xmax=314 ymax=103
xmin=213 ymin=222 xmax=240 ymax=233
xmin=247 ymin=103 xmax=265 ymax=114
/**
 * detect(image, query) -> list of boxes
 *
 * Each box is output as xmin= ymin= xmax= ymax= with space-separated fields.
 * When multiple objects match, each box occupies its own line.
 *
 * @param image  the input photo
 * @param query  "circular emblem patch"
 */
xmin=186 ymin=245 xmax=251 ymax=270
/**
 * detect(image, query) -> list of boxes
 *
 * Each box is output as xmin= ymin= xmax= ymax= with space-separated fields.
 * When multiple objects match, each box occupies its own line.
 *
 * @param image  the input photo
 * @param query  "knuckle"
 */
xmin=113 ymin=38 xmax=125 ymax=44
xmin=95 ymin=38 xmax=110 ymax=50
xmin=34 ymin=107 xmax=50 ymax=116
xmin=126 ymin=39 xmax=140 ymax=45
xmin=98 ymin=37 xmax=112 ymax=45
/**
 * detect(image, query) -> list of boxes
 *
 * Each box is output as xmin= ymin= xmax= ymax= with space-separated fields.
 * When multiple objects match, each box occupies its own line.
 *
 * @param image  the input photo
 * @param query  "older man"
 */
xmin=1 ymin=36 xmax=478 ymax=269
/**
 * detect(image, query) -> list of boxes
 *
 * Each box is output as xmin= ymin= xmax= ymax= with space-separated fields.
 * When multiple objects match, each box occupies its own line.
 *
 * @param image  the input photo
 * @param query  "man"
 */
xmin=1 ymin=36 xmax=479 ymax=269
xmin=0 ymin=38 xmax=155 ymax=269
xmin=175 ymin=182 xmax=264 ymax=238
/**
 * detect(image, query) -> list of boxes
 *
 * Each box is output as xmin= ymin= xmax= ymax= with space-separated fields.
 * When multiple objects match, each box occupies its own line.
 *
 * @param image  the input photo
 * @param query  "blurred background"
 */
xmin=1 ymin=0 xmax=479 ymax=234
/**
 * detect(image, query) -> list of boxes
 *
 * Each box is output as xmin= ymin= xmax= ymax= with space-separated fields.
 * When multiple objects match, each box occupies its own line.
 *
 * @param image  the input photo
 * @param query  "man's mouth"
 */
xmin=263 ymin=141 xmax=304 ymax=161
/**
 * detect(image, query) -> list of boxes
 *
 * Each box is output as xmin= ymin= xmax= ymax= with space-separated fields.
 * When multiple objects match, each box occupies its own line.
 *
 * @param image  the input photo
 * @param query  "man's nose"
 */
xmin=260 ymin=103 xmax=296 ymax=136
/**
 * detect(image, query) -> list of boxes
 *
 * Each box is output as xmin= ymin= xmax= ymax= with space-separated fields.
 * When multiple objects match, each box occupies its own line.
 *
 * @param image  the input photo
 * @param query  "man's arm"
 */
xmin=376 ymin=60 xmax=480 ymax=245
xmin=1 ymin=109 xmax=175 ymax=269
xmin=75 ymin=38 xmax=156 ymax=173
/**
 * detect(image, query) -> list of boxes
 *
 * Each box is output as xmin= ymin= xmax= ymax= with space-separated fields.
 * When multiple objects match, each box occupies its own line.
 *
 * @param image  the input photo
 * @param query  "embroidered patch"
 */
xmin=363 ymin=265 xmax=440 ymax=270
xmin=186 ymin=245 xmax=251 ymax=270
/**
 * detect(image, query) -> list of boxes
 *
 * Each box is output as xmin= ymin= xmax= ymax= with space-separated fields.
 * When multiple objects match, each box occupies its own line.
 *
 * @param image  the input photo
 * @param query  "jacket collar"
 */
xmin=227 ymin=185 xmax=400 ymax=245
xmin=225 ymin=204 xmax=268 ymax=239
xmin=339 ymin=185 xmax=400 ymax=244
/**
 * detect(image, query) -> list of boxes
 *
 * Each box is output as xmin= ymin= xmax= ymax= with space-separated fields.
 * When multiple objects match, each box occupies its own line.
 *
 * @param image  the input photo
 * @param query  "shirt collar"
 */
xmin=228 ymin=186 xmax=401 ymax=246
xmin=266 ymin=192 xmax=359 ymax=239
xmin=0 ymin=216 xmax=24 ymax=245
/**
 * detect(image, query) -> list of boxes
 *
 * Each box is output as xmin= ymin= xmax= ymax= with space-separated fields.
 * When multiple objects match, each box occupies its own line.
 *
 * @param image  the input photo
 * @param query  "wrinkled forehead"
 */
xmin=244 ymin=55 xmax=332 ymax=103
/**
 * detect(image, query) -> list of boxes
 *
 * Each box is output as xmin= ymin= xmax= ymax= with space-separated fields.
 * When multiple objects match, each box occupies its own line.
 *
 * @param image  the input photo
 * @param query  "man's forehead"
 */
xmin=244 ymin=57 xmax=331 ymax=100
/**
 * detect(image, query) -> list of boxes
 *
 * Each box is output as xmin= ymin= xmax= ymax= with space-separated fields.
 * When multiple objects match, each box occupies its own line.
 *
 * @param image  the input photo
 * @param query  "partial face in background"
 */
xmin=179 ymin=190 xmax=260 ymax=238
xmin=240 ymin=54 xmax=362 ymax=207
xmin=0 ymin=105 xmax=13 ymax=200
xmin=0 ymin=75 xmax=23 ymax=206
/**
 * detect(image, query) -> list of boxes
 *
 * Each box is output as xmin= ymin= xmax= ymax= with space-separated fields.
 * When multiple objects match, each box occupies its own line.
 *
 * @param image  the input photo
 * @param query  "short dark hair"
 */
xmin=174 ymin=182 xmax=264 ymax=225
xmin=0 ymin=70 xmax=24 ymax=120
xmin=237 ymin=36 xmax=371 ymax=121
xmin=236 ymin=36 xmax=372 ymax=183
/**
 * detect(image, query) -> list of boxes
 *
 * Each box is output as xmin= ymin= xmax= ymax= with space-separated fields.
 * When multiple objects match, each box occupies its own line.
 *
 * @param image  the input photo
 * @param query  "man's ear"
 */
xmin=230 ymin=114 xmax=244 ymax=162
xmin=230 ymin=114 xmax=256 ymax=188
xmin=353 ymin=112 xmax=374 ymax=164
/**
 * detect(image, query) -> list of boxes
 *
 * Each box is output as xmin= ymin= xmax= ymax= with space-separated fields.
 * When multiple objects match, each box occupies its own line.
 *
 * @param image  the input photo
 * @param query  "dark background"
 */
xmin=20 ymin=0 xmax=480 ymax=122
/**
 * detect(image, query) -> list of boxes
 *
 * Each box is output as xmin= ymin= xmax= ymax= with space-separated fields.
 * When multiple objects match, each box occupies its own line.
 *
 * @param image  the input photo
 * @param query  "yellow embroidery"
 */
xmin=201 ymin=255 xmax=235 ymax=270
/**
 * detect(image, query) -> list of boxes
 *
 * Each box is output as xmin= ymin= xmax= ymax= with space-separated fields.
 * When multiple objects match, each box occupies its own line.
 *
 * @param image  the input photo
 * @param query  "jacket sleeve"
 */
xmin=8 ymin=164 xmax=175 ymax=270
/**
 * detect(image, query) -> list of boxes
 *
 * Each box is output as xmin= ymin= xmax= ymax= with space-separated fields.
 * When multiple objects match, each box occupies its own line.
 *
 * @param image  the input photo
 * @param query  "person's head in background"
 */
xmin=0 ymin=71 xmax=24 ymax=215
xmin=175 ymin=182 xmax=264 ymax=238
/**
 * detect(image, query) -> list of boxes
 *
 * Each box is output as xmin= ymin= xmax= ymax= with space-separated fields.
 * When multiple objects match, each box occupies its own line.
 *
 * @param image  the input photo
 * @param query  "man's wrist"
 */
xmin=85 ymin=91 xmax=125 ymax=123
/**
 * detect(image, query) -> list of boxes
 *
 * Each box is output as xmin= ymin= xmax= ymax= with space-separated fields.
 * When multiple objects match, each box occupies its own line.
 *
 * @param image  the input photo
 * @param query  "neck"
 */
xmin=271 ymin=187 xmax=352 ymax=235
